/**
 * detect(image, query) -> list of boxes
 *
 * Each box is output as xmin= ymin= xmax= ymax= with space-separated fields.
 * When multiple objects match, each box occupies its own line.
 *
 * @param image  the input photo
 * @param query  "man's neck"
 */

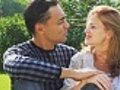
xmin=32 ymin=38 xmax=55 ymax=50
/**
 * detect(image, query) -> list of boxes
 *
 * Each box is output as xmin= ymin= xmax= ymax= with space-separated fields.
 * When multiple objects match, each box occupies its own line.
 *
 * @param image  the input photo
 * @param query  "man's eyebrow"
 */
xmin=59 ymin=15 xmax=67 ymax=21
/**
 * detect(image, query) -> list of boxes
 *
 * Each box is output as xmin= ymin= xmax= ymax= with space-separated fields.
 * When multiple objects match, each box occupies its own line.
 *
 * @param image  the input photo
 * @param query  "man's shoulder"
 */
xmin=4 ymin=40 xmax=31 ymax=55
xmin=9 ymin=40 xmax=31 ymax=49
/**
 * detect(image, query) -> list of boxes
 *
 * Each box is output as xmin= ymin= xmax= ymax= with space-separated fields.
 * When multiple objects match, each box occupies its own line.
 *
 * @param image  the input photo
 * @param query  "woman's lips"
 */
xmin=85 ymin=35 xmax=92 ymax=39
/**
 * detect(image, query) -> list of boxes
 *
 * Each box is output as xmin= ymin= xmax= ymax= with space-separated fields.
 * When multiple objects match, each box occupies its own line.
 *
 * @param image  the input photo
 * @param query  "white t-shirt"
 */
xmin=61 ymin=51 xmax=120 ymax=90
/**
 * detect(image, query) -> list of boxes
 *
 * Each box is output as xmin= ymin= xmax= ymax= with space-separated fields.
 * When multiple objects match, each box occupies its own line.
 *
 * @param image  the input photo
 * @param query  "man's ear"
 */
xmin=35 ymin=23 xmax=44 ymax=34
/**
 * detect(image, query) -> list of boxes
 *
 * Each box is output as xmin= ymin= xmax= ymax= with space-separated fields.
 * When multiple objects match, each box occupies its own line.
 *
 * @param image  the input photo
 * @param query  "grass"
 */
xmin=0 ymin=74 xmax=11 ymax=90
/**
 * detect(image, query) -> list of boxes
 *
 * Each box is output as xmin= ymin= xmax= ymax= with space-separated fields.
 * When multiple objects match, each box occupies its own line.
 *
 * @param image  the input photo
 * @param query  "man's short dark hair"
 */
xmin=24 ymin=0 xmax=58 ymax=34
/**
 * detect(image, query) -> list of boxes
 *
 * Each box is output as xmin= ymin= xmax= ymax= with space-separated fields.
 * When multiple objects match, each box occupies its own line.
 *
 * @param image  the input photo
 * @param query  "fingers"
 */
xmin=87 ymin=73 xmax=111 ymax=90
xmin=93 ymin=81 xmax=105 ymax=90
xmin=96 ymin=74 xmax=111 ymax=90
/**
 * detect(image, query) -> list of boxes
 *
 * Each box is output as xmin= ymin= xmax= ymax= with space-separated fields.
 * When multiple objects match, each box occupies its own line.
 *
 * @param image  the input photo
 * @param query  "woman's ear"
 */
xmin=106 ymin=30 xmax=113 ymax=40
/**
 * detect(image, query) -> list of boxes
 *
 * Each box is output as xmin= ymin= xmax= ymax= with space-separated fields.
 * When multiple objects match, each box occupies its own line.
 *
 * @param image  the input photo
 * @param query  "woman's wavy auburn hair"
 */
xmin=88 ymin=5 xmax=120 ymax=77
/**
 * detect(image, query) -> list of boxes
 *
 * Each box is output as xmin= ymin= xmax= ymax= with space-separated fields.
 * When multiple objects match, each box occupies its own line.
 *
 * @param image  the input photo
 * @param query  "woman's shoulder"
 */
xmin=71 ymin=46 xmax=93 ymax=67
xmin=72 ymin=46 xmax=92 ymax=60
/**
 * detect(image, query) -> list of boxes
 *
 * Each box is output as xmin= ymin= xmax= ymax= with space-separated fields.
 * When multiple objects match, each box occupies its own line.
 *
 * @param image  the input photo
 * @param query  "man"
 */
xmin=3 ymin=0 xmax=101 ymax=90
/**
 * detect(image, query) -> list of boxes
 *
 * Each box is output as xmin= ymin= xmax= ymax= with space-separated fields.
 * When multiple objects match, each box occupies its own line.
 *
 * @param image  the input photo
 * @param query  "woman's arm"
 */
xmin=71 ymin=73 xmax=111 ymax=90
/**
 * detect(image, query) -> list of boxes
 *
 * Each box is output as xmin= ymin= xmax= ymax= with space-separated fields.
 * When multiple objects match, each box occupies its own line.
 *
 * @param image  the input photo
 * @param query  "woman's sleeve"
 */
xmin=61 ymin=52 xmax=83 ymax=90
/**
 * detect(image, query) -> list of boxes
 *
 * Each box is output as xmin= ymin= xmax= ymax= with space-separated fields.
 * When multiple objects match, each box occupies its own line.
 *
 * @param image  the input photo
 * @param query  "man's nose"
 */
xmin=64 ymin=20 xmax=70 ymax=30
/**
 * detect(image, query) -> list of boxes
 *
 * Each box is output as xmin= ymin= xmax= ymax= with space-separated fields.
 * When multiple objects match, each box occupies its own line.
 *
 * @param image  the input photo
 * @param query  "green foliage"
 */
xmin=0 ymin=0 xmax=120 ymax=72
xmin=0 ymin=14 xmax=31 ymax=71
xmin=61 ymin=0 xmax=97 ymax=50
xmin=14 ymin=0 xmax=31 ymax=5
xmin=0 ymin=0 xmax=28 ymax=17
xmin=0 ymin=74 xmax=10 ymax=90
xmin=61 ymin=0 xmax=120 ymax=50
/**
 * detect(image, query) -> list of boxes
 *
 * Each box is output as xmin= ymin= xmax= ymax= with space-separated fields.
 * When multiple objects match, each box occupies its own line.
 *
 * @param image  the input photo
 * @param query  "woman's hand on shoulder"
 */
xmin=86 ymin=73 xmax=112 ymax=90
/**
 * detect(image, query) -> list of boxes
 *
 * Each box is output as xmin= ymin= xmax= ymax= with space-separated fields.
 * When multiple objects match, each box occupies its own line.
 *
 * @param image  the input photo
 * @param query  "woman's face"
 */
xmin=85 ymin=14 xmax=109 ymax=46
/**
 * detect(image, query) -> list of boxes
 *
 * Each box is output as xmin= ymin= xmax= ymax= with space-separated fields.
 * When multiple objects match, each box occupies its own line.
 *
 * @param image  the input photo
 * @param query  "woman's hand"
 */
xmin=71 ymin=73 xmax=111 ymax=90
xmin=86 ymin=73 xmax=112 ymax=90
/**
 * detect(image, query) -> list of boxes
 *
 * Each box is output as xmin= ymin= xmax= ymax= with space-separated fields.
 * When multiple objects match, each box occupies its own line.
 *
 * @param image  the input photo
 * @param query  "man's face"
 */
xmin=41 ymin=5 xmax=70 ymax=44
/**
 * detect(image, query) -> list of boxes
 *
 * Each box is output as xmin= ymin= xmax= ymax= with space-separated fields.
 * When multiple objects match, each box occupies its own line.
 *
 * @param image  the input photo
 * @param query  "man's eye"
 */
xmin=58 ymin=21 xmax=64 ymax=25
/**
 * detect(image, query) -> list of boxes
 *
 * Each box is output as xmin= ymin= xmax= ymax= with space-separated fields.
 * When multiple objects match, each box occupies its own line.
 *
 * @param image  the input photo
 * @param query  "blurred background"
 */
xmin=0 ymin=0 xmax=120 ymax=90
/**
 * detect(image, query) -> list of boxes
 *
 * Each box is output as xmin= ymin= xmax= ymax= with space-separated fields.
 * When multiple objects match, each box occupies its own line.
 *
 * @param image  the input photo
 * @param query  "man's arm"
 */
xmin=3 ymin=47 xmax=62 ymax=82
xmin=3 ymin=47 xmax=99 ymax=82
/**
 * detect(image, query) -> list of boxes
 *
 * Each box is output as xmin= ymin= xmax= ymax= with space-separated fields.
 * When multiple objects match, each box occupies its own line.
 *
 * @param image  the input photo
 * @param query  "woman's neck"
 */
xmin=93 ymin=45 xmax=110 ymax=72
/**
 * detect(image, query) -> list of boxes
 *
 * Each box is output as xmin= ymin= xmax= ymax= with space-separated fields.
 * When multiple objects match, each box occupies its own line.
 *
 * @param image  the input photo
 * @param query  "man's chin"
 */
xmin=63 ymin=38 xmax=67 ymax=42
xmin=59 ymin=39 xmax=67 ymax=43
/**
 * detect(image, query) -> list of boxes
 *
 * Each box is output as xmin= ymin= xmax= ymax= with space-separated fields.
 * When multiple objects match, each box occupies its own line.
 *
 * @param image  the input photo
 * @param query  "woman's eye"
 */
xmin=90 ymin=25 xmax=96 ymax=29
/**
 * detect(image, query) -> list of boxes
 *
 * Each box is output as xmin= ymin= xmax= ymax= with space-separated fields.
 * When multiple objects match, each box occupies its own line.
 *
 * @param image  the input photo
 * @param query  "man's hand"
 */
xmin=72 ymin=68 xmax=102 ymax=81
xmin=60 ymin=68 xmax=101 ymax=81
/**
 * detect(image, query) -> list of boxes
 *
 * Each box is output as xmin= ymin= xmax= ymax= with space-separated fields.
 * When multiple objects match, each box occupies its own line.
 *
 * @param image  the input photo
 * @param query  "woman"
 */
xmin=62 ymin=5 xmax=120 ymax=90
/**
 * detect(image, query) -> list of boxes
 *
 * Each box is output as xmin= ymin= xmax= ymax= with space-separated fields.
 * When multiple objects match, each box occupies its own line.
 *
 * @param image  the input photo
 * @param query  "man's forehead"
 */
xmin=49 ymin=5 xmax=65 ymax=16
